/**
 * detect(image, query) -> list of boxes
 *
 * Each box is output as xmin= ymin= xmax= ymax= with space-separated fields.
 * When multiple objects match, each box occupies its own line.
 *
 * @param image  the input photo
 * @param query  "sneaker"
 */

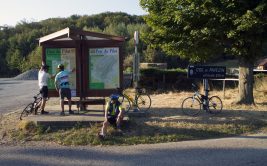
xmin=60 ymin=111 xmax=65 ymax=116
xmin=69 ymin=110 xmax=74 ymax=114
xmin=41 ymin=110 xmax=49 ymax=114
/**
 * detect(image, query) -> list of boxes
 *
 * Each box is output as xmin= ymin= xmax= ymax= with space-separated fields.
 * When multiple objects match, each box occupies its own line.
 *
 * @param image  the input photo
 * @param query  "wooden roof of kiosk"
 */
xmin=39 ymin=27 xmax=125 ymax=102
xmin=39 ymin=27 xmax=125 ymax=44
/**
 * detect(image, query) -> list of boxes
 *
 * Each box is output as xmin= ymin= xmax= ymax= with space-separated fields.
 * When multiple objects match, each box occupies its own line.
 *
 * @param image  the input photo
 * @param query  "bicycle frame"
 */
xmin=182 ymin=83 xmax=223 ymax=116
xmin=20 ymin=93 xmax=42 ymax=120
xmin=122 ymin=90 xmax=135 ymax=105
xmin=192 ymin=90 xmax=209 ymax=111
xmin=122 ymin=88 xmax=145 ymax=105
xmin=117 ymin=87 xmax=152 ymax=112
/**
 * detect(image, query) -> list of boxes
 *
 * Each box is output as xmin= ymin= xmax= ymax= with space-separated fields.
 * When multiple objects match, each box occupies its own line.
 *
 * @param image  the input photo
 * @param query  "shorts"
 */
xmin=40 ymin=86 xmax=48 ymax=98
xmin=107 ymin=116 xmax=117 ymax=126
xmin=59 ymin=88 xmax=71 ymax=100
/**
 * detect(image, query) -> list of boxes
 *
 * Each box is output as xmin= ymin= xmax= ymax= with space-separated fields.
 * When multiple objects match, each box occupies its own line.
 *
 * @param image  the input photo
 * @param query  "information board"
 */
xmin=45 ymin=48 xmax=76 ymax=96
xmin=89 ymin=47 xmax=120 ymax=89
xmin=188 ymin=65 xmax=226 ymax=79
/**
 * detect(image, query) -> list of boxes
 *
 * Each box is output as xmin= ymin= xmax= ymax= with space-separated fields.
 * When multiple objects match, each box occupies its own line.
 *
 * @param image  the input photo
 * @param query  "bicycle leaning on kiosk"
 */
xmin=181 ymin=83 xmax=223 ymax=116
xmin=117 ymin=87 xmax=151 ymax=113
xmin=20 ymin=93 xmax=44 ymax=120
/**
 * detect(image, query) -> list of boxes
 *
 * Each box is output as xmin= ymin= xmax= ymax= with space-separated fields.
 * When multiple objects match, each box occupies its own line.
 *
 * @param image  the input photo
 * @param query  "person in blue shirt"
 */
xmin=54 ymin=64 xmax=75 ymax=116
xmin=98 ymin=94 xmax=124 ymax=139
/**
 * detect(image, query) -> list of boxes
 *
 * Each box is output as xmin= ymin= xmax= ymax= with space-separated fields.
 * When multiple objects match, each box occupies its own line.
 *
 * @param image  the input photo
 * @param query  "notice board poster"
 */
xmin=45 ymin=48 xmax=77 ymax=96
xmin=89 ymin=47 xmax=120 ymax=89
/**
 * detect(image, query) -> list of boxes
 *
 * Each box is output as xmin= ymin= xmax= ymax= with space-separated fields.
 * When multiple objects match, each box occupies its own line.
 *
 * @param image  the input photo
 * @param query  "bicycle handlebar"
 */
xmin=192 ymin=83 xmax=199 ymax=91
xmin=33 ymin=93 xmax=41 ymax=99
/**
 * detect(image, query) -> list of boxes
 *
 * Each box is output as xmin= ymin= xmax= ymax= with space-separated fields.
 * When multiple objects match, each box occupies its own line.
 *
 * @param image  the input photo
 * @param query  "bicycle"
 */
xmin=20 ymin=93 xmax=43 ymax=120
xmin=117 ymin=88 xmax=152 ymax=113
xmin=181 ymin=83 xmax=223 ymax=116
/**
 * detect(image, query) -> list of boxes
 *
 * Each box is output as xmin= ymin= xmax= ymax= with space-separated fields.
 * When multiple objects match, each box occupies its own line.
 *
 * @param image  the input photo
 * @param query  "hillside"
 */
xmin=0 ymin=12 xmax=145 ymax=77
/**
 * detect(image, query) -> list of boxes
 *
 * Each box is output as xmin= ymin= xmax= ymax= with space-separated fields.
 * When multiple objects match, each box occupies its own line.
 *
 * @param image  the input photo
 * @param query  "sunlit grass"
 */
xmin=9 ymin=114 xmax=266 ymax=146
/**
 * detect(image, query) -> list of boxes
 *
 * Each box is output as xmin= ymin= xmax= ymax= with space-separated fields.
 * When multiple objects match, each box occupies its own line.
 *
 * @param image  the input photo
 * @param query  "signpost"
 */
xmin=133 ymin=31 xmax=140 ymax=87
xmin=133 ymin=31 xmax=140 ymax=112
xmin=187 ymin=65 xmax=226 ymax=109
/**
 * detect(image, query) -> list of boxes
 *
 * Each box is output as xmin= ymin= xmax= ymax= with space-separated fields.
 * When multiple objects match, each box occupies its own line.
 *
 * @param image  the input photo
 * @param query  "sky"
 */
xmin=0 ymin=0 xmax=147 ymax=26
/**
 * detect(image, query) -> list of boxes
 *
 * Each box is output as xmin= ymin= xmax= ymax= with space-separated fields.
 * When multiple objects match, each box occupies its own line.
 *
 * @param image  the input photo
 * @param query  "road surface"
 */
xmin=0 ymin=78 xmax=38 ymax=114
xmin=0 ymin=133 xmax=267 ymax=166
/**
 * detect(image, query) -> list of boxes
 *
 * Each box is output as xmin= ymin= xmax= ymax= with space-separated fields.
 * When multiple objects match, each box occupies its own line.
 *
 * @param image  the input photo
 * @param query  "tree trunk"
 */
xmin=237 ymin=59 xmax=254 ymax=104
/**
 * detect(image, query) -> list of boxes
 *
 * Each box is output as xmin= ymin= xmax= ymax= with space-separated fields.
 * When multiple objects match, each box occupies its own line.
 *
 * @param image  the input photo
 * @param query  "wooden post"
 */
xmin=223 ymin=79 xmax=226 ymax=99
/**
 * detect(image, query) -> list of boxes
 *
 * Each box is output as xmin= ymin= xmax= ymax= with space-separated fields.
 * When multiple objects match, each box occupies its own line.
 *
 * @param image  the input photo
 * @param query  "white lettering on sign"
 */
xmin=209 ymin=68 xmax=225 ymax=73
xmin=196 ymin=68 xmax=203 ymax=72
xmin=61 ymin=48 xmax=74 ymax=55
xmin=92 ymin=48 xmax=119 ymax=56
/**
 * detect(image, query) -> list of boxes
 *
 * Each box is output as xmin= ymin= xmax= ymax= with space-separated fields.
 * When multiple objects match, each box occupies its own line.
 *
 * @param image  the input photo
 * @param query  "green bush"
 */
xmin=139 ymin=68 xmax=190 ymax=90
xmin=140 ymin=68 xmax=187 ymax=77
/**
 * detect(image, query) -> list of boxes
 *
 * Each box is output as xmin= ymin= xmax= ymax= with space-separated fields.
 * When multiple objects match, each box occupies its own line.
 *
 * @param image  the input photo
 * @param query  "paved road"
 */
xmin=0 ymin=78 xmax=38 ymax=114
xmin=0 ymin=133 xmax=267 ymax=166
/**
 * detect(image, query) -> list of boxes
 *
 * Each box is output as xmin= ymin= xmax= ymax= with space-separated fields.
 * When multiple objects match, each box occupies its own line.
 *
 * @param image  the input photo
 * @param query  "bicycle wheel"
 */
xmin=208 ymin=96 xmax=223 ymax=114
xmin=136 ymin=94 xmax=151 ymax=111
xmin=181 ymin=97 xmax=201 ymax=116
xmin=118 ymin=95 xmax=131 ymax=113
xmin=34 ymin=97 xmax=42 ymax=115
xmin=20 ymin=103 xmax=33 ymax=120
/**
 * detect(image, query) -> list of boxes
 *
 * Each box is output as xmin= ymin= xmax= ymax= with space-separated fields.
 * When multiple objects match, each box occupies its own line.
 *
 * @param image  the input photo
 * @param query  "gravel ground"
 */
xmin=13 ymin=69 xmax=38 ymax=80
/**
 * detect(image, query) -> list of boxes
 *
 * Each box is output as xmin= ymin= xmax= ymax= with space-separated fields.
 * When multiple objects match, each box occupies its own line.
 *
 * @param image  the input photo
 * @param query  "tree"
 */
xmin=140 ymin=0 xmax=267 ymax=104
xmin=20 ymin=46 xmax=42 ymax=72
xmin=5 ymin=49 xmax=22 ymax=72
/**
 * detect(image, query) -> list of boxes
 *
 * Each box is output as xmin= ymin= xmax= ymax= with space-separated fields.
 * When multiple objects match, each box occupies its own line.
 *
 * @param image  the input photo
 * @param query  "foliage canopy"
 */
xmin=140 ymin=0 xmax=267 ymax=62
xmin=141 ymin=0 xmax=267 ymax=104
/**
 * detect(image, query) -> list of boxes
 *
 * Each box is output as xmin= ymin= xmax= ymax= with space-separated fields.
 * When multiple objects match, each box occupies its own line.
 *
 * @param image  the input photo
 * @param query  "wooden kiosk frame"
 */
xmin=39 ymin=27 xmax=125 ymax=107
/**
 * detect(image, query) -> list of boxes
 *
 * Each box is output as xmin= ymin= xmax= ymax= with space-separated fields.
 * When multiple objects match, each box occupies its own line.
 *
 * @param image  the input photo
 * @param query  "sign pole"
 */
xmin=79 ymin=35 xmax=85 ymax=111
xmin=203 ymin=79 xmax=209 ymax=110
xmin=133 ymin=31 xmax=140 ymax=88
xmin=133 ymin=31 xmax=140 ymax=112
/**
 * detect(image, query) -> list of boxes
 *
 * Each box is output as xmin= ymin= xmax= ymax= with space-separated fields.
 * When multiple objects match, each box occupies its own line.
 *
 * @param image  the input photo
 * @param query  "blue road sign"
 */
xmin=188 ymin=66 xmax=226 ymax=79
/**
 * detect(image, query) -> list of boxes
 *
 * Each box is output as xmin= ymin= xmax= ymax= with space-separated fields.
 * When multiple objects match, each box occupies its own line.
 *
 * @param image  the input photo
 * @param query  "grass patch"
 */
xmin=10 ymin=114 xmax=267 ymax=146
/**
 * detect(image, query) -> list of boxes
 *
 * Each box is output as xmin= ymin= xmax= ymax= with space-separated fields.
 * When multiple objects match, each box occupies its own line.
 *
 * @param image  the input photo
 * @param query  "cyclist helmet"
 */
xmin=57 ymin=64 xmax=64 ymax=70
xmin=110 ymin=94 xmax=119 ymax=100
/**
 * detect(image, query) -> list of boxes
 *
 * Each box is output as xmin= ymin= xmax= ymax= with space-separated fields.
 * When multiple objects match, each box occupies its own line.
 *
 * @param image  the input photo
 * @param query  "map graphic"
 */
xmin=89 ymin=48 xmax=120 ymax=89
xmin=46 ymin=48 xmax=76 ymax=96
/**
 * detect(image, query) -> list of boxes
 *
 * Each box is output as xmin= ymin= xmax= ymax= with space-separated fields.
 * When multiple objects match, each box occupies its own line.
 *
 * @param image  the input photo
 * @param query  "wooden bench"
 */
xmin=63 ymin=98 xmax=106 ymax=114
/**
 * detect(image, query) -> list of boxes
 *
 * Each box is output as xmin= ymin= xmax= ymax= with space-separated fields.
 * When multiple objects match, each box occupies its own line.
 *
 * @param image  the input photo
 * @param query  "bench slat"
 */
xmin=63 ymin=99 xmax=106 ymax=105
